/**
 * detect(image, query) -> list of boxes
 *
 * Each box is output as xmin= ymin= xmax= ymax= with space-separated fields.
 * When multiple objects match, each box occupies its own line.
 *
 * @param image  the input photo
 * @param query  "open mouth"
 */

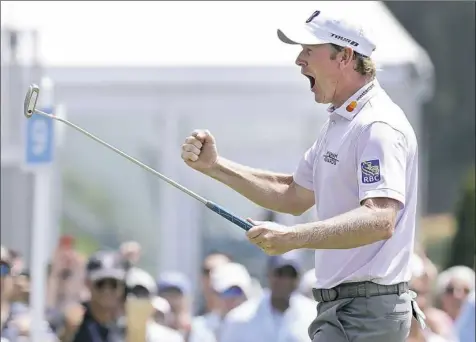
xmin=305 ymin=75 xmax=316 ymax=89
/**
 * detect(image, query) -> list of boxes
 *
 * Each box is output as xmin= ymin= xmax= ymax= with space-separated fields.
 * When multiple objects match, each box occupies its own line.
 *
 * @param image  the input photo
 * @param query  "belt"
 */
xmin=312 ymin=281 xmax=409 ymax=302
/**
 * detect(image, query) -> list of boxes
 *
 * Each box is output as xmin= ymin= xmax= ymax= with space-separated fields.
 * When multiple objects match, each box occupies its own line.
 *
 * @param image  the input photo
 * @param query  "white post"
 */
xmin=30 ymin=167 xmax=52 ymax=341
xmin=28 ymin=76 xmax=55 ymax=342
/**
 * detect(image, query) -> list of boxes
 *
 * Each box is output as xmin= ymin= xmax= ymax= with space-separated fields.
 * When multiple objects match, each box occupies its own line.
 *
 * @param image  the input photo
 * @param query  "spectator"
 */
xmin=219 ymin=252 xmax=316 ymax=342
xmin=198 ymin=253 xmax=231 ymax=316
xmin=71 ymin=250 xmax=128 ymax=342
xmin=125 ymin=267 xmax=158 ymax=299
xmin=408 ymin=253 xmax=453 ymax=342
xmin=148 ymin=296 xmax=184 ymax=342
xmin=158 ymin=271 xmax=216 ymax=342
xmin=1 ymin=245 xmax=57 ymax=341
xmin=151 ymin=296 xmax=173 ymax=327
xmin=436 ymin=266 xmax=475 ymax=321
xmin=194 ymin=262 xmax=252 ymax=337
xmin=46 ymin=244 xmax=88 ymax=337
xmin=119 ymin=241 xmax=142 ymax=267
xmin=454 ymin=290 xmax=475 ymax=342
xmin=11 ymin=270 xmax=30 ymax=306
xmin=125 ymin=267 xmax=184 ymax=341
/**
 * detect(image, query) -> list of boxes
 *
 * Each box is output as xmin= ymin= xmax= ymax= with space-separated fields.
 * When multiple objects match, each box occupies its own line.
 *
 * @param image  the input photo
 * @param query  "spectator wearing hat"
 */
xmin=71 ymin=250 xmax=128 ymax=342
xmin=1 ymin=245 xmax=58 ymax=341
xmin=124 ymin=267 xmax=184 ymax=342
xmin=148 ymin=296 xmax=185 ymax=342
xmin=125 ymin=267 xmax=158 ymax=299
xmin=157 ymin=272 xmax=216 ymax=342
xmin=198 ymin=253 xmax=231 ymax=316
xmin=220 ymin=252 xmax=316 ymax=342
xmin=436 ymin=266 xmax=475 ymax=322
xmin=194 ymin=262 xmax=252 ymax=337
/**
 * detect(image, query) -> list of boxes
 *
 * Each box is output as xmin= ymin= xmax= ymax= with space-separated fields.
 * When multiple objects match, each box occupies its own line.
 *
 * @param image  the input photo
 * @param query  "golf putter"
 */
xmin=24 ymin=84 xmax=254 ymax=231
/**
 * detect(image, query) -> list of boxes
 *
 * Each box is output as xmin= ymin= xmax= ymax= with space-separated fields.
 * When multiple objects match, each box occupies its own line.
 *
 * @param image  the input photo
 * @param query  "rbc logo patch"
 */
xmin=361 ymin=160 xmax=381 ymax=184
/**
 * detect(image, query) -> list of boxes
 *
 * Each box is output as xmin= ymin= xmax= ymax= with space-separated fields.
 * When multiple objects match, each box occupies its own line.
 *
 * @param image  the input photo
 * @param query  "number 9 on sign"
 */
xmin=25 ymin=112 xmax=54 ymax=165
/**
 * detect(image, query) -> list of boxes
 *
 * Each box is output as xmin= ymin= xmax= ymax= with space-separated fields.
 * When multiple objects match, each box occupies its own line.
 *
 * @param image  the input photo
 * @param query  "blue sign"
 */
xmin=25 ymin=107 xmax=54 ymax=165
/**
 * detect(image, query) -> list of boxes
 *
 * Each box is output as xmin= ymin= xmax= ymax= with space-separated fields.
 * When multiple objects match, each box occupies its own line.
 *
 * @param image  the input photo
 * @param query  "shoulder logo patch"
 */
xmin=361 ymin=159 xmax=381 ymax=184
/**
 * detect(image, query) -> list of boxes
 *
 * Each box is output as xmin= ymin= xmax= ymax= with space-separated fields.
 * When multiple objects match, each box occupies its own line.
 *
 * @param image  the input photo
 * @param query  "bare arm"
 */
xmin=291 ymin=197 xmax=400 ymax=249
xmin=205 ymin=157 xmax=315 ymax=215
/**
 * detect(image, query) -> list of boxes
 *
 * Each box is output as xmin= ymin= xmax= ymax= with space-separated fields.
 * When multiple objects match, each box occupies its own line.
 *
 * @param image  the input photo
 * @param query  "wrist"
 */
xmin=203 ymin=157 xmax=222 ymax=178
xmin=287 ymin=224 xmax=309 ymax=250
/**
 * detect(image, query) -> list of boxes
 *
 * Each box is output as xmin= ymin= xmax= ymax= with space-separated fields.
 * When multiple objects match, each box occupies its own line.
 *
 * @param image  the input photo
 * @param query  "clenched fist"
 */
xmin=181 ymin=129 xmax=218 ymax=172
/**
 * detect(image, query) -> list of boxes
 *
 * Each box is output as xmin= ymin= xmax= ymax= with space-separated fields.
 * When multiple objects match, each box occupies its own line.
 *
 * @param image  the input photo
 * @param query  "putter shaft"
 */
xmin=33 ymin=109 xmax=208 ymax=204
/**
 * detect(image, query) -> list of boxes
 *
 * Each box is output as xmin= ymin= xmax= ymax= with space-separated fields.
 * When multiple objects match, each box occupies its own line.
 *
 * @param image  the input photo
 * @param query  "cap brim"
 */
xmin=277 ymin=25 xmax=328 ymax=46
xmin=89 ymin=268 xmax=126 ymax=282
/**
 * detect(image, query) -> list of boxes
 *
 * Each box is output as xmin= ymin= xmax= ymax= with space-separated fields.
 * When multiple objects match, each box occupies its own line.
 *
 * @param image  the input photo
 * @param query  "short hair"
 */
xmin=329 ymin=44 xmax=376 ymax=79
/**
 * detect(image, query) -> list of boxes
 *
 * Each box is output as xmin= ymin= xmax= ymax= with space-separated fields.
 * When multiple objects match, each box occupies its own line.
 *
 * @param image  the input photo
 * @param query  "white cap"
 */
xmin=151 ymin=296 xmax=171 ymax=314
xmin=278 ymin=10 xmax=376 ymax=57
xmin=210 ymin=262 xmax=252 ymax=298
xmin=126 ymin=267 xmax=158 ymax=295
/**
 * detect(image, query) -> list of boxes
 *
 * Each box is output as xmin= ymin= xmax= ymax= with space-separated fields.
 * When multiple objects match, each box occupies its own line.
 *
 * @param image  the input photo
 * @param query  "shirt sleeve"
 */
xmin=356 ymin=122 xmax=407 ymax=207
xmin=293 ymin=140 xmax=319 ymax=191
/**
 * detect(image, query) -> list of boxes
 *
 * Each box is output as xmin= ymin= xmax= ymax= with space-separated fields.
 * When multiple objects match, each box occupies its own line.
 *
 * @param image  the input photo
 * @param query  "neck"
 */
xmin=331 ymin=76 xmax=373 ymax=108
xmin=90 ymin=300 xmax=115 ymax=324
xmin=270 ymin=295 xmax=290 ymax=313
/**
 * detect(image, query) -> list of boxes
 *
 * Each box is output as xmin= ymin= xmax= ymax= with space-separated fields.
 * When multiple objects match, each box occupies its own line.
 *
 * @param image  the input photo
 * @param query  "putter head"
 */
xmin=24 ymin=84 xmax=40 ymax=118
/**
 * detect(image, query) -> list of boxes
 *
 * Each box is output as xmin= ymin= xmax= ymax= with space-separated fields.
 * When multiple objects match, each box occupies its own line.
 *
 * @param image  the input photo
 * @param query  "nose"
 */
xmin=295 ymin=51 xmax=307 ymax=67
xmin=295 ymin=56 xmax=306 ymax=67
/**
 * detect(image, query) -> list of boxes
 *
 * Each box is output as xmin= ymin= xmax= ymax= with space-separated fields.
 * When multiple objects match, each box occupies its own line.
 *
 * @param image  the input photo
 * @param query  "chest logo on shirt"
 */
xmin=323 ymin=151 xmax=339 ymax=165
xmin=361 ymin=159 xmax=381 ymax=184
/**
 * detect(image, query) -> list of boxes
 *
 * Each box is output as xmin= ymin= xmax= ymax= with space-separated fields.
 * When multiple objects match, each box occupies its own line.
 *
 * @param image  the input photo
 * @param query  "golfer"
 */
xmin=181 ymin=9 xmax=425 ymax=342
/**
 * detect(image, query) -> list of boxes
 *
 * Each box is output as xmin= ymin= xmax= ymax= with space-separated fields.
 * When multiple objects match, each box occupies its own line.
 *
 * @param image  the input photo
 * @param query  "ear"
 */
xmin=339 ymin=47 xmax=354 ymax=68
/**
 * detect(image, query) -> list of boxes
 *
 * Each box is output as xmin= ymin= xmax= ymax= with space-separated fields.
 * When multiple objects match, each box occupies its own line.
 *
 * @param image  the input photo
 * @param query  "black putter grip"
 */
xmin=205 ymin=201 xmax=254 ymax=231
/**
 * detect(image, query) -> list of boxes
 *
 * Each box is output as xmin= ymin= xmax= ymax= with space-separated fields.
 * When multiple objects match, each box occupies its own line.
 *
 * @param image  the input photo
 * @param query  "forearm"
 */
xmin=292 ymin=204 xmax=395 ymax=249
xmin=205 ymin=157 xmax=294 ymax=213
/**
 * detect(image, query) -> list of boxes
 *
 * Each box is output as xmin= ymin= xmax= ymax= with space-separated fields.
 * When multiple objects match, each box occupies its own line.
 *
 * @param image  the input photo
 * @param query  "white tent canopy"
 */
xmin=2 ymin=1 xmax=432 ymax=70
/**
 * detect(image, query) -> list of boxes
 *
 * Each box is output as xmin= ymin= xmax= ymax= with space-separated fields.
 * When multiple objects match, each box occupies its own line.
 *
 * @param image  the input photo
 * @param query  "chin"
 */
xmin=314 ymin=92 xmax=330 ymax=104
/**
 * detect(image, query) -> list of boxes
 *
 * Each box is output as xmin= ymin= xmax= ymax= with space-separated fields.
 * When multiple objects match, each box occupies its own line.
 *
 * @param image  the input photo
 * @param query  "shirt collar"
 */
xmin=327 ymin=79 xmax=380 ymax=120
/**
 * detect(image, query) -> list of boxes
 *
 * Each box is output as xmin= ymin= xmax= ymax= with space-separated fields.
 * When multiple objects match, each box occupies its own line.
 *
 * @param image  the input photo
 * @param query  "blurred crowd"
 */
xmin=1 ymin=240 xmax=474 ymax=342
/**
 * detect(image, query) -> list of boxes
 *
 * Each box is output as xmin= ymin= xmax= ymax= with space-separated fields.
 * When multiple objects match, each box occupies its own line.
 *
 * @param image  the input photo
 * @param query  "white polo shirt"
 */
xmin=294 ymin=79 xmax=418 ymax=289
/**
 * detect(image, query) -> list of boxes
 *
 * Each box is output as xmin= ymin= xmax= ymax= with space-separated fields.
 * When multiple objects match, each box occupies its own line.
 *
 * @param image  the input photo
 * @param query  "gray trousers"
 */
xmin=309 ymin=290 xmax=416 ymax=342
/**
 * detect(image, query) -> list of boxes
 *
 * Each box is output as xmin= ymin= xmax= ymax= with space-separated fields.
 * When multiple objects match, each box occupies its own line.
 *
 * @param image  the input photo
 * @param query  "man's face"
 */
xmin=13 ymin=273 xmax=30 ymax=302
xmin=268 ymin=266 xmax=299 ymax=300
xmin=89 ymin=278 xmax=125 ymax=310
xmin=440 ymin=278 xmax=471 ymax=319
xmin=201 ymin=254 xmax=230 ymax=295
xmin=218 ymin=287 xmax=247 ymax=316
xmin=295 ymin=44 xmax=344 ymax=104
xmin=159 ymin=288 xmax=187 ymax=314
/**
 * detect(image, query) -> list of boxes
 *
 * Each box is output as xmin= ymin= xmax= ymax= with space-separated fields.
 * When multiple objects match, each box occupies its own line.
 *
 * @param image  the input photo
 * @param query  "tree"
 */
xmin=446 ymin=167 xmax=475 ymax=269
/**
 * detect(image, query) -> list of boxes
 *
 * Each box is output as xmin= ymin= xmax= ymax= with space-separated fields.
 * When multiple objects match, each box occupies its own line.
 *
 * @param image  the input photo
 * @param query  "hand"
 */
xmin=245 ymin=219 xmax=297 ymax=255
xmin=50 ymin=248 xmax=69 ymax=277
xmin=181 ymin=129 xmax=218 ymax=172
xmin=63 ymin=302 xmax=85 ymax=330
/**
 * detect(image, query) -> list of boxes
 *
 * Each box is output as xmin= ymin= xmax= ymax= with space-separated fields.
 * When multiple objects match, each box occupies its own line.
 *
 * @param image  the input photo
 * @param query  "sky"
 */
xmin=1 ymin=1 xmax=424 ymax=67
